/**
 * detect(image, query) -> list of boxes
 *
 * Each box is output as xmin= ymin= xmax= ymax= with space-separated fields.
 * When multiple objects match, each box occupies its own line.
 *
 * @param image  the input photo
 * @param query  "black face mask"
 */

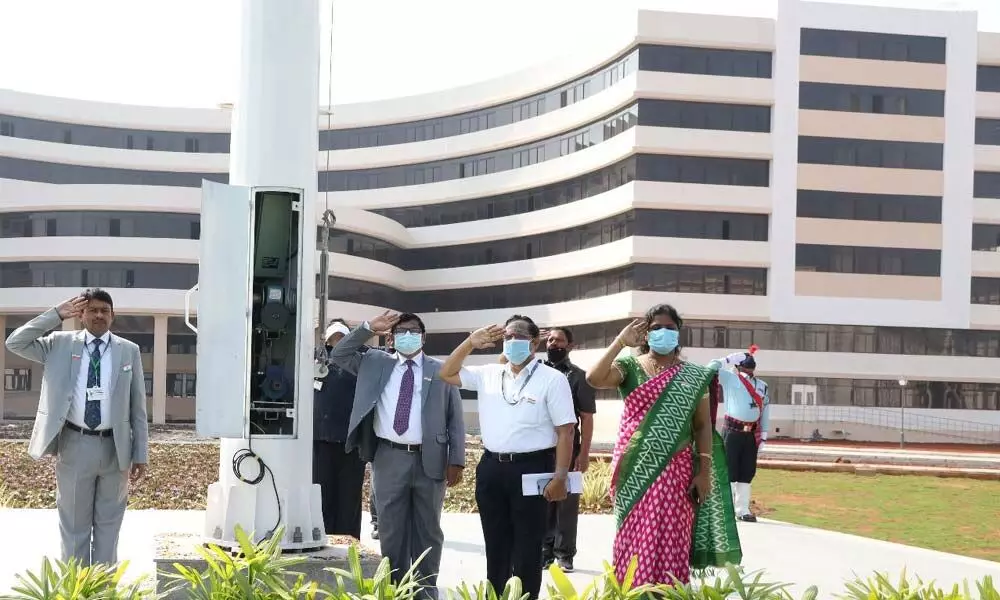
xmin=547 ymin=347 xmax=568 ymax=364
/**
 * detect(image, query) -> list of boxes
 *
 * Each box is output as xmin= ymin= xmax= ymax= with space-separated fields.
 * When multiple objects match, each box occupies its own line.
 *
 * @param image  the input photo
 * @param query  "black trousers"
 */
xmin=723 ymin=429 xmax=758 ymax=484
xmin=542 ymin=447 xmax=580 ymax=561
xmin=312 ymin=441 xmax=365 ymax=538
xmin=476 ymin=449 xmax=555 ymax=600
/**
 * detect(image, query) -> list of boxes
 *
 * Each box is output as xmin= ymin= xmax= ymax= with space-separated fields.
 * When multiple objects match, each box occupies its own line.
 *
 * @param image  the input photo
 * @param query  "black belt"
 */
xmin=484 ymin=448 xmax=555 ymax=463
xmin=379 ymin=438 xmax=421 ymax=453
xmin=725 ymin=416 xmax=758 ymax=433
xmin=65 ymin=422 xmax=113 ymax=438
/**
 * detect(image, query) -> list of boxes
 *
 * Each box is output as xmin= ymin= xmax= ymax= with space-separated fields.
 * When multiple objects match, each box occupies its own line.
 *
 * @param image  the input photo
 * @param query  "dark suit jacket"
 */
xmin=328 ymin=325 xmax=465 ymax=481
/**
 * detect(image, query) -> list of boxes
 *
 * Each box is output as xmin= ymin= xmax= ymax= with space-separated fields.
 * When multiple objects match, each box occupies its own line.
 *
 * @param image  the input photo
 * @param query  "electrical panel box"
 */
xmin=191 ymin=180 xmax=306 ymax=439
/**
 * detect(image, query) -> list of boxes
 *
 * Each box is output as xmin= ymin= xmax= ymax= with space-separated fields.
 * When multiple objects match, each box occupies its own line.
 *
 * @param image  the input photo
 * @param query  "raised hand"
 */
xmin=56 ymin=296 xmax=88 ymax=320
xmin=469 ymin=325 xmax=504 ymax=349
xmin=615 ymin=318 xmax=647 ymax=348
xmin=534 ymin=328 xmax=551 ymax=352
xmin=368 ymin=310 xmax=400 ymax=334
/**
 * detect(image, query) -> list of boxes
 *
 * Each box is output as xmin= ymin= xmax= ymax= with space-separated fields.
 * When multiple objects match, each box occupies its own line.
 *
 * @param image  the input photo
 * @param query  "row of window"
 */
xmin=977 ymin=119 xmax=1000 ymax=146
xmin=0 ymin=211 xmax=201 ymax=239
xmin=799 ymin=28 xmax=946 ymax=64
xmin=797 ymin=136 xmax=944 ymax=171
xmin=371 ymin=153 xmax=770 ymax=228
xmin=326 ymin=208 xmax=769 ymax=270
xmin=795 ymin=244 xmax=941 ymax=277
xmin=0 ymin=262 xmax=198 ymax=289
xmin=636 ymin=99 xmax=770 ymax=133
xmin=328 ymin=264 xmax=768 ymax=312
xmin=766 ymin=377 xmax=1000 ymax=411
xmin=798 ymin=82 xmax=944 ymax=117
xmin=2 ymin=366 xmax=196 ymax=398
xmin=797 ymin=190 xmax=941 ymax=224
xmin=0 ymin=116 xmax=229 ymax=153
xmin=326 ymin=104 xmax=638 ymax=191
xmin=419 ymin=315 xmax=1000 ymax=361
xmin=320 ymin=51 xmax=638 ymax=150
xmin=0 ymin=43 xmax=777 ymax=155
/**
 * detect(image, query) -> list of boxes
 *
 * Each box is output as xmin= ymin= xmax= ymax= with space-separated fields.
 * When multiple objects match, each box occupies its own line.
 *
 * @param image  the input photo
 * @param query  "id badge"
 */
xmin=86 ymin=387 xmax=107 ymax=402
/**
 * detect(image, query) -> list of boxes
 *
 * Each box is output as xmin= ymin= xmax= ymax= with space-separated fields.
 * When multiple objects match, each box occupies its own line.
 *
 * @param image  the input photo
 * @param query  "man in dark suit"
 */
xmin=5 ymin=289 xmax=148 ymax=566
xmin=313 ymin=318 xmax=365 ymax=538
xmin=329 ymin=310 xmax=465 ymax=599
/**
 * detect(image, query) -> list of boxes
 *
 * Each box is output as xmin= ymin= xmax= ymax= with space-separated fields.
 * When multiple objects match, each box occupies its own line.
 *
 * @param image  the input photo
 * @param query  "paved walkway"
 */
xmin=1 ymin=509 xmax=998 ymax=598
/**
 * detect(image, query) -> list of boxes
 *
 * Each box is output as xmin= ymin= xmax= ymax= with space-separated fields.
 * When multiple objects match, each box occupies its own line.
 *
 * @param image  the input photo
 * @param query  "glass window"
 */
xmin=0 ymin=113 xmax=230 ymax=152
xmin=975 ymin=119 xmax=1000 ymax=146
xmin=975 ymin=171 xmax=1000 ymax=199
xmin=796 ymin=190 xmax=941 ymax=224
xmin=636 ymin=99 xmax=771 ymax=132
xmin=800 ymin=29 xmax=946 ymax=64
xmin=0 ymin=211 xmax=201 ymax=239
xmin=977 ymin=65 xmax=1000 ymax=93
xmin=636 ymin=154 xmax=770 ymax=187
xmin=0 ymin=157 xmax=226 ymax=187
xmin=798 ymin=82 xmax=944 ymax=117
xmin=795 ymin=244 xmax=940 ymax=276
xmin=637 ymin=44 xmax=772 ymax=78
xmin=798 ymin=137 xmax=943 ymax=171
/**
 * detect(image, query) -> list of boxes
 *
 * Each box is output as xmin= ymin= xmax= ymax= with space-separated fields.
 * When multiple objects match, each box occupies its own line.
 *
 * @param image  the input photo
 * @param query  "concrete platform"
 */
xmin=1 ymin=509 xmax=999 ymax=598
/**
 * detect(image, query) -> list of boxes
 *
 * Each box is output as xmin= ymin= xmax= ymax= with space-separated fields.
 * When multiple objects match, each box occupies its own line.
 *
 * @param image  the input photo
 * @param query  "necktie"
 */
xmin=392 ymin=360 xmax=415 ymax=436
xmin=84 ymin=339 xmax=103 ymax=429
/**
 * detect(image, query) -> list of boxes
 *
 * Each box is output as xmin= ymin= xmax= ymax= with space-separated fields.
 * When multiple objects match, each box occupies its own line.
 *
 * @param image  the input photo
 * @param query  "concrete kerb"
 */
xmin=758 ymin=459 xmax=1000 ymax=480
xmin=152 ymin=532 xmax=383 ymax=597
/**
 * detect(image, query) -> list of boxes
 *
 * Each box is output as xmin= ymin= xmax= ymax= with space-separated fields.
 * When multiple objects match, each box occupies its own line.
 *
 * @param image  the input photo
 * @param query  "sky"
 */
xmin=0 ymin=0 xmax=997 ymax=109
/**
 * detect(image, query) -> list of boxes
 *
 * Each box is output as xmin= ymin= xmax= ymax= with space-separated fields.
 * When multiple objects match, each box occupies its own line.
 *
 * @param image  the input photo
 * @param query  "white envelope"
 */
xmin=521 ymin=471 xmax=585 ymax=496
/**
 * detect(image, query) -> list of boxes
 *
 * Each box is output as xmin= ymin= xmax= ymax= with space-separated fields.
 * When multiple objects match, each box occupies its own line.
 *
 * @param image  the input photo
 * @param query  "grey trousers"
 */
xmin=372 ymin=442 xmax=446 ymax=600
xmin=56 ymin=427 xmax=128 ymax=566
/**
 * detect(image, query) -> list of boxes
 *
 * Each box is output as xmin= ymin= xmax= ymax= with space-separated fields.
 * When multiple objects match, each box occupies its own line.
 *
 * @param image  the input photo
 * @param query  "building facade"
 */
xmin=1 ymin=0 xmax=1000 ymax=443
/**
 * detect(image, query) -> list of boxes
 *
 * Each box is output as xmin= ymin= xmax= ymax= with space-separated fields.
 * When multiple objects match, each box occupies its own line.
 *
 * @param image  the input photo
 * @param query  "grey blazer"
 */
xmin=5 ymin=308 xmax=150 ymax=472
xmin=329 ymin=325 xmax=465 ymax=481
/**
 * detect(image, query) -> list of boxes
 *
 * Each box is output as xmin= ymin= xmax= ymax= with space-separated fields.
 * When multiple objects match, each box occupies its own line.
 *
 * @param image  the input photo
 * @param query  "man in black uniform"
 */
xmin=540 ymin=327 xmax=596 ymax=573
xmin=313 ymin=319 xmax=366 ymax=538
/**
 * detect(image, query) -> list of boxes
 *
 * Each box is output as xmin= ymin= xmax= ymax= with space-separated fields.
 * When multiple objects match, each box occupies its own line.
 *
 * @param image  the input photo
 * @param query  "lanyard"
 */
xmin=501 ymin=360 xmax=540 ymax=405
xmin=87 ymin=339 xmax=107 ymax=377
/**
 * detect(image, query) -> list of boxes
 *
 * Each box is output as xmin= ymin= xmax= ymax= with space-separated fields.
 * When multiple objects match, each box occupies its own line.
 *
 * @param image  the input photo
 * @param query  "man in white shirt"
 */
xmin=329 ymin=311 xmax=465 ymax=600
xmin=440 ymin=314 xmax=576 ymax=600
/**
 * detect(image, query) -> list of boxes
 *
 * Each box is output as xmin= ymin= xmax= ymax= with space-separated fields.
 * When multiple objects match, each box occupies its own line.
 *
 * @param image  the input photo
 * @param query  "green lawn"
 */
xmin=752 ymin=469 xmax=1000 ymax=563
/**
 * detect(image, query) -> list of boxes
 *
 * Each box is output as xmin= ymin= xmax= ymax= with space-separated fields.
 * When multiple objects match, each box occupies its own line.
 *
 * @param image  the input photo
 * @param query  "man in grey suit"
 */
xmin=5 ymin=289 xmax=149 ymax=566
xmin=329 ymin=311 xmax=464 ymax=599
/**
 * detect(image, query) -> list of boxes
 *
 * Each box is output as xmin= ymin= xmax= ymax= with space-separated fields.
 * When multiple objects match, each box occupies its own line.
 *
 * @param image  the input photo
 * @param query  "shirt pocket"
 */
xmin=512 ymin=396 xmax=547 ymax=427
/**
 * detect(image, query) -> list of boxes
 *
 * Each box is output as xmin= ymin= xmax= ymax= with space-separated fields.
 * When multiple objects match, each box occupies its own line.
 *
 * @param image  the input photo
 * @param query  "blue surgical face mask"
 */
xmin=647 ymin=328 xmax=679 ymax=355
xmin=503 ymin=339 xmax=533 ymax=365
xmin=394 ymin=332 xmax=423 ymax=355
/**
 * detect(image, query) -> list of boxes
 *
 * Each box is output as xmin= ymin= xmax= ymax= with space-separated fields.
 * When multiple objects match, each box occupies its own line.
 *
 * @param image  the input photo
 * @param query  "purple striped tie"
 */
xmin=393 ymin=360 xmax=415 ymax=435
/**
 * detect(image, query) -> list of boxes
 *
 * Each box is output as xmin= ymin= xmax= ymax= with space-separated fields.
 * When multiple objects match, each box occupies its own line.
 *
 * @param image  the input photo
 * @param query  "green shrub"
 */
xmin=581 ymin=461 xmax=612 ymax=512
xmin=4 ymin=529 xmax=998 ymax=600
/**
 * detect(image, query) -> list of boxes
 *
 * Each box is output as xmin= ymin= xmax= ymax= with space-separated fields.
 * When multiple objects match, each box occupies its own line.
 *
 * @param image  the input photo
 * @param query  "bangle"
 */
xmin=698 ymin=452 xmax=712 ymax=460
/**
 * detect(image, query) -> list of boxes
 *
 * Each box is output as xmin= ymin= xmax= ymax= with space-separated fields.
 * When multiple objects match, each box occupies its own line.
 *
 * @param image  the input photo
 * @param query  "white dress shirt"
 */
xmin=373 ymin=351 xmax=424 ymax=445
xmin=460 ymin=358 xmax=576 ymax=453
xmin=68 ymin=330 xmax=112 ymax=430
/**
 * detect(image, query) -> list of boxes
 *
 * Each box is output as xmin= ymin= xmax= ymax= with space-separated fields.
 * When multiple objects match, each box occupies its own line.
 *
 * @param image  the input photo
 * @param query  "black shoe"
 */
xmin=739 ymin=513 xmax=758 ymax=523
xmin=557 ymin=558 xmax=574 ymax=573
xmin=542 ymin=557 xmax=554 ymax=570
xmin=371 ymin=526 xmax=380 ymax=540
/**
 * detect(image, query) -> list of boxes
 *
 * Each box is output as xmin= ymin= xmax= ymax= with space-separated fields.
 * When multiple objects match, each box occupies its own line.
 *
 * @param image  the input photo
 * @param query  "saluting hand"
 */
xmin=469 ymin=325 xmax=504 ymax=349
xmin=56 ymin=296 xmax=88 ymax=320
xmin=615 ymin=319 xmax=647 ymax=348
xmin=368 ymin=310 xmax=400 ymax=335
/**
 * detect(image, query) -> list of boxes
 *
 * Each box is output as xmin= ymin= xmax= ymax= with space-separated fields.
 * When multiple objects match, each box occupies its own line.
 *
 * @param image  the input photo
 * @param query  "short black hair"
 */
xmin=505 ymin=314 xmax=540 ymax=338
xmin=550 ymin=326 xmax=574 ymax=344
xmin=82 ymin=288 xmax=114 ymax=311
xmin=392 ymin=312 xmax=426 ymax=334
xmin=328 ymin=317 xmax=347 ymax=326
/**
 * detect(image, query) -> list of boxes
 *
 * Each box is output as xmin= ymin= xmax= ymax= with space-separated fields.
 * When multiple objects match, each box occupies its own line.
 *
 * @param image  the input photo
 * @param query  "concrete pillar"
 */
xmin=153 ymin=315 xmax=168 ymax=424
xmin=0 ymin=315 xmax=6 ymax=421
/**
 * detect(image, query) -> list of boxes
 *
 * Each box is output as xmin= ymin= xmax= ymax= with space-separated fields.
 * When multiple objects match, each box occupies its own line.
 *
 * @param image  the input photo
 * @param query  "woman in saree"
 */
xmin=585 ymin=303 xmax=744 ymax=585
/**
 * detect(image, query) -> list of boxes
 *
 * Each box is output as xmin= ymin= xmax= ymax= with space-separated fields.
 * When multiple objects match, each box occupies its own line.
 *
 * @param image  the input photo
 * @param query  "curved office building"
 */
xmin=2 ymin=0 xmax=1000 ymax=443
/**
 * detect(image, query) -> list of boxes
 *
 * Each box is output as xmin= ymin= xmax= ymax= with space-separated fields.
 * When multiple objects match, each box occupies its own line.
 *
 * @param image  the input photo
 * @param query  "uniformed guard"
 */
xmin=718 ymin=350 xmax=770 ymax=522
